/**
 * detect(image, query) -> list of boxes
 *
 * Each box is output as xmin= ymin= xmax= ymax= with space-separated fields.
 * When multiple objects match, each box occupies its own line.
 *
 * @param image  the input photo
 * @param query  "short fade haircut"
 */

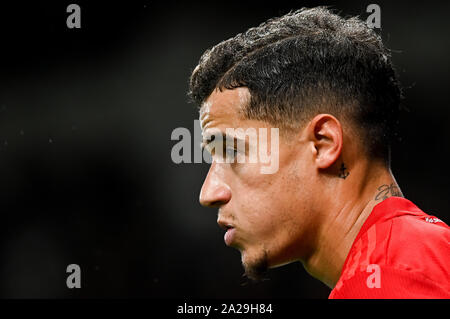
xmin=188 ymin=7 xmax=403 ymax=165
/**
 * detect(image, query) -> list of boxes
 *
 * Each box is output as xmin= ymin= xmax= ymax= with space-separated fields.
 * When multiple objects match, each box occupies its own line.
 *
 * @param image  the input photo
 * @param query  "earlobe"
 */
xmin=309 ymin=114 xmax=343 ymax=169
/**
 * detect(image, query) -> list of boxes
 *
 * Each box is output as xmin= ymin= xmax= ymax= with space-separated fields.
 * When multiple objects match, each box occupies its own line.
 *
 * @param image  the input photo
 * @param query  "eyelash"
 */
xmin=201 ymin=144 xmax=238 ymax=160
xmin=201 ymin=140 xmax=244 ymax=164
xmin=225 ymin=147 xmax=238 ymax=157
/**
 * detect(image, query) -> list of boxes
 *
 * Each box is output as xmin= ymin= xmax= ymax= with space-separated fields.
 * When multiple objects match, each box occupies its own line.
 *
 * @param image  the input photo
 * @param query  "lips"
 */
xmin=217 ymin=219 xmax=236 ymax=246
xmin=224 ymin=227 xmax=236 ymax=246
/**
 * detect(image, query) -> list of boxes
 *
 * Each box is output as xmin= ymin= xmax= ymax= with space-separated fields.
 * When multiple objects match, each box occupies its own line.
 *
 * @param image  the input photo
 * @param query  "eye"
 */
xmin=225 ymin=147 xmax=238 ymax=159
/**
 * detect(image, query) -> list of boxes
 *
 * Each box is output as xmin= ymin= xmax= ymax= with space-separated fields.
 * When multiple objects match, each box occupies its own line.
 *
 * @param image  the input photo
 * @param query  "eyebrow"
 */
xmin=199 ymin=110 xmax=210 ymax=128
xmin=201 ymin=132 xmax=248 ymax=151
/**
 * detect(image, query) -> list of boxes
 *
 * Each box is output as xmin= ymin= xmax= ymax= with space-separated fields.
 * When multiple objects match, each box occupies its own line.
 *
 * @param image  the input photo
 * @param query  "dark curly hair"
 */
xmin=188 ymin=7 xmax=402 ymax=165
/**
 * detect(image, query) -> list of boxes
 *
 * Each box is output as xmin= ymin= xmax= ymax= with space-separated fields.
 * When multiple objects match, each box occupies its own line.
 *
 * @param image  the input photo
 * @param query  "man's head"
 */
xmin=189 ymin=7 xmax=402 ymax=280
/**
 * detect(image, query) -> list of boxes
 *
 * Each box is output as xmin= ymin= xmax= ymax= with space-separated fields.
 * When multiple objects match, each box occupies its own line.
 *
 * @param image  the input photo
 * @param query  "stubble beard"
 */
xmin=242 ymin=249 xmax=269 ymax=282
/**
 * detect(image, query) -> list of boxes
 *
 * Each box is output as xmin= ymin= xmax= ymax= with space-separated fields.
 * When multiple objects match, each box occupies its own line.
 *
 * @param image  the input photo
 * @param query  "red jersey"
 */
xmin=329 ymin=197 xmax=450 ymax=299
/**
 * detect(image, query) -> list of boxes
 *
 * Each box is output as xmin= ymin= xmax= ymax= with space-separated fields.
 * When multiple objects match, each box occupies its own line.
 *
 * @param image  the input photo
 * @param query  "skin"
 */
xmin=199 ymin=87 xmax=403 ymax=288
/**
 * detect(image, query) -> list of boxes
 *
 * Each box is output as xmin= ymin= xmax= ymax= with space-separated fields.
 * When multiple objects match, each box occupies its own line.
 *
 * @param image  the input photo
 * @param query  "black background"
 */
xmin=0 ymin=0 xmax=448 ymax=298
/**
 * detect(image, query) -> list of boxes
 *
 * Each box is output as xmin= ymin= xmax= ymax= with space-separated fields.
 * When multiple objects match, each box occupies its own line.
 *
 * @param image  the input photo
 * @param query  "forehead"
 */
xmin=199 ymin=87 xmax=250 ymax=130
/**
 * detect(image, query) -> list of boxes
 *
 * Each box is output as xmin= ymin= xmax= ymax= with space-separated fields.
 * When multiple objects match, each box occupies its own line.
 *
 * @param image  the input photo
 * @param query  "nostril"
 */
xmin=209 ymin=200 xmax=225 ymax=208
xmin=199 ymin=195 xmax=224 ymax=208
xmin=199 ymin=173 xmax=232 ymax=207
xmin=199 ymin=187 xmax=231 ymax=208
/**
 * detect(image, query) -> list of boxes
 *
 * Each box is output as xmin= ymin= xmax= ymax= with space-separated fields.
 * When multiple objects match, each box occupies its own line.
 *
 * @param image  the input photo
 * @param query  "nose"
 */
xmin=199 ymin=162 xmax=231 ymax=208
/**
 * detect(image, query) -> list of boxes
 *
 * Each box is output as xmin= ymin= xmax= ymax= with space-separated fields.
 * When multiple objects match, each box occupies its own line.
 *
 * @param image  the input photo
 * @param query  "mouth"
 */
xmin=224 ymin=227 xmax=236 ymax=246
xmin=217 ymin=220 xmax=236 ymax=246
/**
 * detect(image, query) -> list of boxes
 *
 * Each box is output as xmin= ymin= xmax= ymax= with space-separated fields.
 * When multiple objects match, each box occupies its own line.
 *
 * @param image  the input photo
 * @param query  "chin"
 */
xmin=241 ymin=248 xmax=269 ymax=282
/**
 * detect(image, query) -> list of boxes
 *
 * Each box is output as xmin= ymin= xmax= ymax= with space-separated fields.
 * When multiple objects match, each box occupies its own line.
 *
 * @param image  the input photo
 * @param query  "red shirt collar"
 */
xmin=334 ymin=197 xmax=426 ymax=290
xmin=352 ymin=196 xmax=425 ymax=250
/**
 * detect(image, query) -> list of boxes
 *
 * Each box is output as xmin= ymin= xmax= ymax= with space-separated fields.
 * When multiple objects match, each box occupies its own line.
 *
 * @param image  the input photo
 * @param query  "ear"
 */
xmin=307 ymin=114 xmax=343 ymax=169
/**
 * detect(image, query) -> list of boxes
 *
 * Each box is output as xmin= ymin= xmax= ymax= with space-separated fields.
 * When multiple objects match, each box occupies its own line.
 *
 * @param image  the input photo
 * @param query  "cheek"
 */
xmin=229 ymin=150 xmax=308 ymax=235
xmin=236 ymin=176 xmax=298 ymax=239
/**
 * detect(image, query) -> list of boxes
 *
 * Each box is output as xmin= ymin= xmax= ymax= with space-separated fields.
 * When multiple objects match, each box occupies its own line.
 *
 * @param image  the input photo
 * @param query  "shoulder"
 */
xmin=330 ymin=210 xmax=450 ymax=299
xmin=329 ymin=264 xmax=450 ymax=299
xmin=386 ymin=213 xmax=449 ymax=273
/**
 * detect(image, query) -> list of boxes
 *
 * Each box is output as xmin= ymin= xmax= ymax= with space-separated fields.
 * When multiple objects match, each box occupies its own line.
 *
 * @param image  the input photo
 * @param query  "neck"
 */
xmin=302 ymin=160 xmax=402 ymax=288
